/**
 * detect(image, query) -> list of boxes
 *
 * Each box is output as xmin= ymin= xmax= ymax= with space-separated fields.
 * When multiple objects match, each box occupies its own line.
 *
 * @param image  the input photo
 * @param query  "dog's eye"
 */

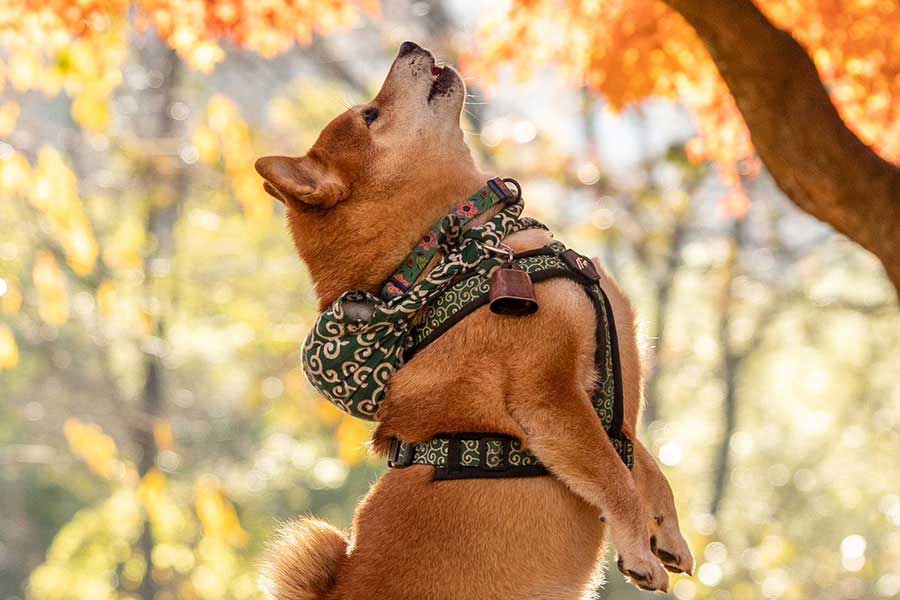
xmin=363 ymin=107 xmax=379 ymax=127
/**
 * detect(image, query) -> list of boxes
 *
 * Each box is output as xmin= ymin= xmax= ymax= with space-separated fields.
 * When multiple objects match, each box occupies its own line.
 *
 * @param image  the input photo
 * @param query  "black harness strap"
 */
xmin=390 ymin=245 xmax=633 ymax=478
xmin=389 ymin=433 xmax=550 ymax=480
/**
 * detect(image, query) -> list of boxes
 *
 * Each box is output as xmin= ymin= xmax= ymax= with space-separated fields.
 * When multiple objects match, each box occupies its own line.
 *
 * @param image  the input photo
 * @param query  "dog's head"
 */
xmin=255 ymin=41 xmax=470 ymax=213
xmin=255 ymin=42 xmax=484 ymax=305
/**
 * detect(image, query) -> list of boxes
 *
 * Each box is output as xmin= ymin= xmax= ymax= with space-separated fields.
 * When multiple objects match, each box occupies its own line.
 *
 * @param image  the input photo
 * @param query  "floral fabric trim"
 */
xmin=380 ymin=178 xmax=514 ymax=299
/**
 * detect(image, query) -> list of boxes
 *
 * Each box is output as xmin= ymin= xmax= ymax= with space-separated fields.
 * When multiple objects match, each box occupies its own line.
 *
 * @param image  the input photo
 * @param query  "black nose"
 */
xmin=398 ymin=41 xmax=422 ymax=57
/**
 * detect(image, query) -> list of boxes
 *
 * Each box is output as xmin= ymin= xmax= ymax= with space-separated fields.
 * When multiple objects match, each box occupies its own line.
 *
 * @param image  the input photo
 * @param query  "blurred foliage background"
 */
xmin=1 ymin=1 xmax=899 ymax=600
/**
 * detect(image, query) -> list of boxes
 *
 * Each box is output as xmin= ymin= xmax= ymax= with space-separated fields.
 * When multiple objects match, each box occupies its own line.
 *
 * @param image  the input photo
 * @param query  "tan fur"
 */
xmin=255 ymin=42 xmax=692 ymax=599
xmin=261 ymin=518 xmax=348 ymax=600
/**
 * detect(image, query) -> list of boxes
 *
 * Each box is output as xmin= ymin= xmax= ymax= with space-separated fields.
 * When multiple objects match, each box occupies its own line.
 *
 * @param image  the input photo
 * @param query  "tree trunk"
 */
xmin=710 ymin=220 xmax=744 ymax=516
xmin=662 ymin=0 xmax=900 ymax=298
xmin=131 ymin=35 xmax=187 ymax=600
xmin=643 ymin=213 xmax=688 ymax=425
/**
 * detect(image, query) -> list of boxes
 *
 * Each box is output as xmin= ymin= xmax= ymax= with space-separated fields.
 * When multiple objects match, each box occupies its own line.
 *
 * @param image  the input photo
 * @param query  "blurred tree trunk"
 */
xmin=643 ymin=210 xmax=689 ymax=425
xmin=131 ymin=36 xmax=187 ymax=600
xmin=710 ymin=219 xmax=745 ymax=517
xmin=663 ymin=0 xmax=900 ymax=299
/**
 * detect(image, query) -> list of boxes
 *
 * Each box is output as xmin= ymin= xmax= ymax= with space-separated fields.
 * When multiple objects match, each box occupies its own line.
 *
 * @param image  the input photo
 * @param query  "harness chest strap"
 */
xmin=388 ymin=433 xmax=549 ymax=480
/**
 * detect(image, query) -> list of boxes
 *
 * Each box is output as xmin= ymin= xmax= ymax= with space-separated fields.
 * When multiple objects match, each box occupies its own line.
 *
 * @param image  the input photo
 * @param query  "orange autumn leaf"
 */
xmin=0 ymin=0 xmax=376 ymax=123
xmin=469 ymin=0 xmax=900 ymax=193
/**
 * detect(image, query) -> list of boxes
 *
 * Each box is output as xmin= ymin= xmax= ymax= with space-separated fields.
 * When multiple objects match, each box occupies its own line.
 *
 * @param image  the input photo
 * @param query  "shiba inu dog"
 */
xmin=255 ymin=41 xmax=692 ymax=599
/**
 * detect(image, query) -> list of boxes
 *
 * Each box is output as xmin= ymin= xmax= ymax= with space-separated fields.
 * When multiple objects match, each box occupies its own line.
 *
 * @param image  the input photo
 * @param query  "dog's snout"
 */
xmin=398 ymin=41 xmax=423 ymax=58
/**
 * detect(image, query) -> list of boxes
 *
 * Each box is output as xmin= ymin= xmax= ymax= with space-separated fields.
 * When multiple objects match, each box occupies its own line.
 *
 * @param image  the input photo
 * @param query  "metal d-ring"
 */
xmin=502 ymin=178 xmax=523 ymax=200
xmin=483 ymin=242 xmax=514 ymax=263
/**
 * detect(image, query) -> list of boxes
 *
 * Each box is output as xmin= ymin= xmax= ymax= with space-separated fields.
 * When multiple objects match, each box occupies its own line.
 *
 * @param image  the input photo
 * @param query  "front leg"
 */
xmin=509 ymin=378 xmax=669 ymax=594
xmin=632 ymin=438 xmax=694 ymax=575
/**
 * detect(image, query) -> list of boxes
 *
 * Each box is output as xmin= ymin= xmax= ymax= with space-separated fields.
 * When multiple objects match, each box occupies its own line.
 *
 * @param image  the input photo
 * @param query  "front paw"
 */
xmin=616 ymin=547 xmax=669 ymax=593
xmin=650 ymin=517 xmax=694 ymax=575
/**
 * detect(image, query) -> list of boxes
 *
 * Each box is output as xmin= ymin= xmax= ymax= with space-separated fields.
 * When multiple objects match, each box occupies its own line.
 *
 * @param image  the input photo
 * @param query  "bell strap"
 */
xmin=388 ymin=432 xmax=633 ymax=480
xmin=387 ymin=434 xmax=549 ymax=480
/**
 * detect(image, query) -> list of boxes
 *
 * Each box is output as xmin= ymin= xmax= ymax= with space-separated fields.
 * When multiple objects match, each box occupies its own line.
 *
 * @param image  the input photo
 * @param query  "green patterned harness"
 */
xmin=301 ymin=179 xmax=633 ymax=480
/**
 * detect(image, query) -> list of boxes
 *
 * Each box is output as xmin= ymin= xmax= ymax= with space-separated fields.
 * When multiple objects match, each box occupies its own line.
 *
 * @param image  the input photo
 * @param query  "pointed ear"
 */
xmin=254 ymin=155 xmax=347 ymax=210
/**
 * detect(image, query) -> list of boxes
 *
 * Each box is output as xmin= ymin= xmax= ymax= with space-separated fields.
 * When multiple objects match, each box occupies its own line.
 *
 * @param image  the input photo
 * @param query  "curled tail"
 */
xmin=261 ymin=517 xmax=348 ymax=600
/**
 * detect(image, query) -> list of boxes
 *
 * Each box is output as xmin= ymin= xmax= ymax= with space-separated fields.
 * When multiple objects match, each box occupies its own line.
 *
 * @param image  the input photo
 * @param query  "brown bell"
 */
xmin=489 ymin=264 xmax=538 ymax=316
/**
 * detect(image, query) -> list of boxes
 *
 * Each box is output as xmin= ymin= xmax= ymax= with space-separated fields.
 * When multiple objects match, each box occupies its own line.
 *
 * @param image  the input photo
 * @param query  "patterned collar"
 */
xmin=380 ymin=178 xmax=519 ymax=299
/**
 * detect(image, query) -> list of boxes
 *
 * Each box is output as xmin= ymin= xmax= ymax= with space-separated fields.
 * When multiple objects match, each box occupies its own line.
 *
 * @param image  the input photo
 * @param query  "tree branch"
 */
xmin=662 ymin=0 xmax=900 ymax=298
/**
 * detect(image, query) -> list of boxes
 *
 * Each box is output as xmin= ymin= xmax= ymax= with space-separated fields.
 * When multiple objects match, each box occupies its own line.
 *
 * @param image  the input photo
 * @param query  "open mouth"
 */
xmin=427 ymin=64 xmax=455 ymax=103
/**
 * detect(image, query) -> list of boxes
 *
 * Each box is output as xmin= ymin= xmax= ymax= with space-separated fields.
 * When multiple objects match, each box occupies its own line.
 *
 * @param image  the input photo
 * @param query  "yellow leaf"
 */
xmin=8 ymin=50 xmax=40 ymax=91
xmin=139 ymin=307 xmax=156 ymax=337
xmin=192 ymin=125 xmax=220 ymax=165
xmin=316 ymin=398 xmax=344 ymax=425
xmin=187 ymin=41 xmax=225 ymax=73
xmin=0 ymin=151 xmax=31 ymax=196
xmin=0 ymin=324 xmax=19 ymax=370
xmin=194 ymin=478 xmax=247 ymax=547
xmin=72 ymin=93 xmax=109 ymax=132
xmin=0 ymin=100 xmax=20 ymax=137
xmin=235 ymin=171 xmax=273 ymax=223
xmin=64 ymin=418 xmax=119 ymax=479
xmin=153 ymin=420 xmax=175 ymax=451
xmin=33 ymin=251 xmax=69 ymax=325
xmin=206 ymin=95 xmax=238 ymax=134
xmin=102 ymin=220 xmax=144 ymax=271
xmin=337 ymin=417 xmax=373 ymax=465
xmin=29 ymin=148 xmax=98 ymax=275
xmin=137 ymin=468 xmax=168 ymax=512
xmin=64 ymin=224 xmax=99 ymax=277
xmin=96 ymin=280 xmax=116 ymax=318
xmin=1 ymin=279 xmax=23 ymax=315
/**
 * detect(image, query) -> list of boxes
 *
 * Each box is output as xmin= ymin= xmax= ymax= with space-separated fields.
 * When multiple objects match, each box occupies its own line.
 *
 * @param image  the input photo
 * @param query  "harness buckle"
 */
xmin=387 ymin=439 xmax=415 ymax=468
xmin=478 ymin=437 xmax=510 ymax=471
xmin=560 ymin=249 xmax=601 ymax=282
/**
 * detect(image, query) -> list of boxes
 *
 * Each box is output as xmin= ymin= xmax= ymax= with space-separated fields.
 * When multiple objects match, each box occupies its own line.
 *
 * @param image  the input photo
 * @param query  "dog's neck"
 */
xmin=288 ymin=166 xmax=490 ymax=310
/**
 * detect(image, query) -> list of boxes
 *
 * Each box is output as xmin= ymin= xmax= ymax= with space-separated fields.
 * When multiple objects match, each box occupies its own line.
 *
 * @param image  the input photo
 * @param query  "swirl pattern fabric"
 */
xmin=302 ymin=200 xmax=535 ymax=421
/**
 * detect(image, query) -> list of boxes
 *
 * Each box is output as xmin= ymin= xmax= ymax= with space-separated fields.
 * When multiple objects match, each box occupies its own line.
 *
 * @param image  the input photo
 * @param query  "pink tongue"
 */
xmin=432 ymin=65 xmax=443 ymax=76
